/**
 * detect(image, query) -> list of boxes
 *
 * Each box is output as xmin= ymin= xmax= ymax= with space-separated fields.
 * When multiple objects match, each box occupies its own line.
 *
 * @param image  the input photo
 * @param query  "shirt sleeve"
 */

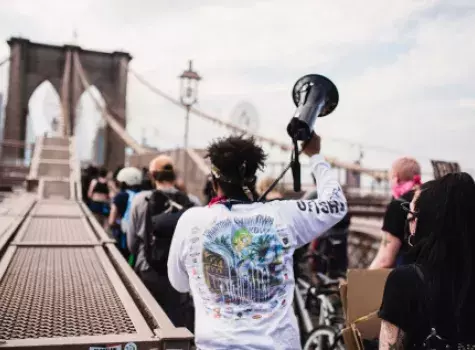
xmin=273 ymin=154 xmax=348 ymax=247
xmin=378 ymin=266 xmax=425 ymax=333
xmin=126 ymin=194 xmax=142 ymax=255
xmin=167 ymin=209 xmax=193 ymax=293
xmin=112 ymin=193 xmax=123 ymax=206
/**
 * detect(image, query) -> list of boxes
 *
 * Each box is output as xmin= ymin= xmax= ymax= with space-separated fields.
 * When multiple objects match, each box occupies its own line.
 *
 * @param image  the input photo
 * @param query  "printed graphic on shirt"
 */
xmin=197 ymin=214 xmax=293 ymax=320
xmin=295 ymin=199 xmax=345 ymax=214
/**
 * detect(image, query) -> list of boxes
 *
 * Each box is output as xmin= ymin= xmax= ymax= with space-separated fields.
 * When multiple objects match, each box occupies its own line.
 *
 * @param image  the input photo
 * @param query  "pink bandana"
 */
xmin=391 ymin=175 xmax=422 ymax=199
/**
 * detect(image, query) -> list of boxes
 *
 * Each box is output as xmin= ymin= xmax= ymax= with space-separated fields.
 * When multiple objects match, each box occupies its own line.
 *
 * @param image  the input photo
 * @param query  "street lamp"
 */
xmin=179 ymin=60 xmax=201 ymax=185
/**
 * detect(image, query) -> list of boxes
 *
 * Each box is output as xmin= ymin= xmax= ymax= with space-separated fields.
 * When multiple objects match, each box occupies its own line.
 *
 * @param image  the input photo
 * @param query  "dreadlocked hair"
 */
xmin=206 ymin=135 xmax=267 ymax=201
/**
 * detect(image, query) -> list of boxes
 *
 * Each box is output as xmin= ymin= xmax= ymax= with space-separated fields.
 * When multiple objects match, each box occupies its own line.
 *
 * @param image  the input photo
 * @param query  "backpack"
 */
xmin=120 ymin=190 xmax=140 ymax=233
xmin=143 ymin=190 xmax=195 ymax=274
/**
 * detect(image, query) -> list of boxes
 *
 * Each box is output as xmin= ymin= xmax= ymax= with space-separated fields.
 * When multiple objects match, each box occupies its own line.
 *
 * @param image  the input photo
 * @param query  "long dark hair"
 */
xmin=412 ymin=172 xmax=475 ymax=331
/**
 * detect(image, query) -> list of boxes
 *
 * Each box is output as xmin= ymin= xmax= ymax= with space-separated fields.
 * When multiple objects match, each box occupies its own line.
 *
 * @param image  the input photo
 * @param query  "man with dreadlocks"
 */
xmin=168 ymin=133 xmax=347 ymax=349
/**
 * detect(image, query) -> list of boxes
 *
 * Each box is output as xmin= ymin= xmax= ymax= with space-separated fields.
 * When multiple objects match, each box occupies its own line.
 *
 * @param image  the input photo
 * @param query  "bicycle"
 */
xmin=295 ymin=270 xmax=346 ymax=350
xmin=294 ymin=232 xmax=348 ymax=350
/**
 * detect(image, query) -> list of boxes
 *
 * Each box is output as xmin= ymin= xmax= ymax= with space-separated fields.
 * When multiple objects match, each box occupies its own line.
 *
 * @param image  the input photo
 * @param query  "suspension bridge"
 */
xmin=0 ymin=37 xmax=404 ymax=349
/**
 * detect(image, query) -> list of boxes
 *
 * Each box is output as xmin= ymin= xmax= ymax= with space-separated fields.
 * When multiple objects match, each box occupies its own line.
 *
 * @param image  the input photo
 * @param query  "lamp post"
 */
xmin=179 ymin=60 xmax=201 ymax=185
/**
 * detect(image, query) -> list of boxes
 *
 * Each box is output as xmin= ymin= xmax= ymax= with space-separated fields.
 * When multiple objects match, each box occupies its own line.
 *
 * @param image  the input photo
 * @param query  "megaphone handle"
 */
xmin=291 ymin=139 xmax=301 ymax=192
xmin=257 ymin=141 xmax=304 ymax=202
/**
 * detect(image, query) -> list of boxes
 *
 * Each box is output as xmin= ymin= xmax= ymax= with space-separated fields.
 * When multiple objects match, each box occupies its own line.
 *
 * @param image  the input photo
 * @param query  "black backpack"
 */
xmin=143 ymin=190 xmax=195 ymax=274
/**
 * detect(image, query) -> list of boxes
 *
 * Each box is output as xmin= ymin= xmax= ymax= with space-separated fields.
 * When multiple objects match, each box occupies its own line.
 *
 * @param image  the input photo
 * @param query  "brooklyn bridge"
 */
xmin=0 ymin=37 xmax=462 ymax=350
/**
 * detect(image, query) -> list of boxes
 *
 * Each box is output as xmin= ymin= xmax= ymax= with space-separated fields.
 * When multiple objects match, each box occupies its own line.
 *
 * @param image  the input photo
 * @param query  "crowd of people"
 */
xmin=80 ymin=133 xmax=472 ymax=350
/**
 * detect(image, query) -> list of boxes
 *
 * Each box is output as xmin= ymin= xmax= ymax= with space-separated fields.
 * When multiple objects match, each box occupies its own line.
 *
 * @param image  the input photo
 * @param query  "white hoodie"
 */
xmin=168 ymin=154 xmax=348 ymax=350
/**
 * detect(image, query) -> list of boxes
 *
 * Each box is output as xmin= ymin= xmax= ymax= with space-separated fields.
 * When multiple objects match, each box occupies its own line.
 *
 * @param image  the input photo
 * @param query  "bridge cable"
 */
xmin=127 ymin=64 xmax=441 ymax=163
xmin=72 ymin=53 xmax=147 ymax=154
xmin=127 ymin=65 xmax=291 ymax=151
xmin=0 ymin=56 xmax=9 ymax=67
xmin=59 ymin=51 xmax=72 ymax=137
xmin=126 ymin=65 xmax=388 ymax=180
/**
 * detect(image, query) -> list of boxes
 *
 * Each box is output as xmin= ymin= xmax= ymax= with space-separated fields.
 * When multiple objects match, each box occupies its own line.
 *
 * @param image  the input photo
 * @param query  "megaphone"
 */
xmin=258 ymin=74 xmax=339 ymax=201
xmin=287 ymin=74 xmax=339 ymax=141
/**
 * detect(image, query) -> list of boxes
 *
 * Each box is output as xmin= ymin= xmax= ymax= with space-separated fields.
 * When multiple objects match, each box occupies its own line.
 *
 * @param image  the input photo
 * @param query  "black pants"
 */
xmin=138 ymin=269 xmax=194 ymax=330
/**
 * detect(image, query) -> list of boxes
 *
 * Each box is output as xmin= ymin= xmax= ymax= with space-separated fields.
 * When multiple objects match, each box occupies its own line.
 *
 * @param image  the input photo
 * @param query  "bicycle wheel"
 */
xmin=303 ymin=325 xmax=344 ymax=350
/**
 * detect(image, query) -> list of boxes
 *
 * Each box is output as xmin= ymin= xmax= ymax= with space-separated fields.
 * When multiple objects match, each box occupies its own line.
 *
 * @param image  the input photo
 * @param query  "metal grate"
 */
xmin=40 ymin=148 xmax=70 ymax=160
xmin=34 ymin=202 xmax=82 ymax=217
xmin=43 ymin=180 xmax=71 ymax=199
xmin=348 ymin=232 xmax=379 ymax=268
xmin=0 ymin=194 xmax=35 ymax=216
xmin=21 ymin=218 xmax=95 ymax=243
xmin=43 ymin=137 xmax=69 ymax=147
xmin=0 ymin=247 xmax=136 ymax=340
xmin=38 ymin=162 xmax=71 ymax=178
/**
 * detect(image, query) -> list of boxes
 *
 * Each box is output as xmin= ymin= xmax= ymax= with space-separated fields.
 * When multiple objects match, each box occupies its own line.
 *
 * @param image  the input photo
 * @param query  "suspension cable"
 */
xmin=127 ymin=65 xmax=388 ymax=180
xmin=0 ymin=56 xmax=9 ymax=67
xmin=59 ymin=51 xmax=71 ymax=137
xmin=73 ymin=53 xmax=147 ymax=154
xmin=126 ymin=66 xmax=290 ymax=149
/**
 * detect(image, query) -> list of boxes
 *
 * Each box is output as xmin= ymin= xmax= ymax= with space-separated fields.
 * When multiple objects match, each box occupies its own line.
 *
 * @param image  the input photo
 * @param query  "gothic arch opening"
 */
xmin=24 ymin=81 xmax=61 ymax=163
xmin=75 ymin=86 xmax=107 ymax=165
xmin=26 ymin=80 xmax=61 ymax=140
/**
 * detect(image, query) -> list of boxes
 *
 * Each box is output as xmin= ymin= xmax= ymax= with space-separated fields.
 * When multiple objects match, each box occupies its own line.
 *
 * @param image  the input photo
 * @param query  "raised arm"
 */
xmin=275 ymin=134 xmax=348 ymax=246
xmin=88 ymin=179 xmax=97 ymax=199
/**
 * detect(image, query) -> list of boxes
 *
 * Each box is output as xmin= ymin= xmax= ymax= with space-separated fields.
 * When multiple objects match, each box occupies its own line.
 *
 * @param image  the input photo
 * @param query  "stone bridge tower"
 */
xmin=2 ymin=37 xmax=131 ymax=169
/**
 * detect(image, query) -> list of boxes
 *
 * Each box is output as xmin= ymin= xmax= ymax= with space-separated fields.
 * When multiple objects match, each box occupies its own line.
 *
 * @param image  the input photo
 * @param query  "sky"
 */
xmin=0 ymin=0 xmax=474 ymax=180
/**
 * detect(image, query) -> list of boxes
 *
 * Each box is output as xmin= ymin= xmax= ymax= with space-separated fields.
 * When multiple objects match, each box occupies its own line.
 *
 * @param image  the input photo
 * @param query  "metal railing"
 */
xmin=0 ymin=136 xmax=194 ymax=349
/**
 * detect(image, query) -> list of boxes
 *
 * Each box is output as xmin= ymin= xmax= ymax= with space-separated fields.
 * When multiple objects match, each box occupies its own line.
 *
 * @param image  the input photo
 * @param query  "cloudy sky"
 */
xmin=0 ymin=0 xmax=474 ymax=178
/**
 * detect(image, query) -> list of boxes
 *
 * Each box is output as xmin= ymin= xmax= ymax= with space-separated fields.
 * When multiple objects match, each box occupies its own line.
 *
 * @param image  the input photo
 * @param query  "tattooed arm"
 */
xmin=369 ymin=231 xmax=401 ymax=269
xmin=379 ymin=320 xmax=404 ymax=350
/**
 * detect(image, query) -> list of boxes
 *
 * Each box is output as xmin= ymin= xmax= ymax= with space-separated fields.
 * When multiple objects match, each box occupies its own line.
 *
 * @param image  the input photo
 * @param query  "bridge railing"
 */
xmin=0 ymin=140 xmax=34 ymax=167
xmin=0 ymin=140 xmax=35 ymax=191
xmin=0 ymin=136 xmax=194 ymax=349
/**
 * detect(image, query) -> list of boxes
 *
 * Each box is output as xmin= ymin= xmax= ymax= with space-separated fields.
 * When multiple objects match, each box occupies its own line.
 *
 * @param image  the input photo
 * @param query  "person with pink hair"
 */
xmin=370 ymin=157 xmax=422 ymax=269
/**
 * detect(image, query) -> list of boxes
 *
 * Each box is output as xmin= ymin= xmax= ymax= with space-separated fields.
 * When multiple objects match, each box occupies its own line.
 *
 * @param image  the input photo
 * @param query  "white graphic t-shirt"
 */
xmin=168 ymin=154 xmax=347 ymax=350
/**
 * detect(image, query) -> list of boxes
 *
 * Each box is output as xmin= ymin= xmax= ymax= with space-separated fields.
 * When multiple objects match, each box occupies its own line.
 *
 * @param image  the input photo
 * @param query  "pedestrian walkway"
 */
xmin=0 ymin=136 xmax=193 ymax=350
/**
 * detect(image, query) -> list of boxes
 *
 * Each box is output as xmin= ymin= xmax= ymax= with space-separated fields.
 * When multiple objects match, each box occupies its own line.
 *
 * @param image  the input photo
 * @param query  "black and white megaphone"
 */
xmin=287 ymin=74 xmax=339 ymax=141
xmin=259 ymin=74 xmax=339 ymax=200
